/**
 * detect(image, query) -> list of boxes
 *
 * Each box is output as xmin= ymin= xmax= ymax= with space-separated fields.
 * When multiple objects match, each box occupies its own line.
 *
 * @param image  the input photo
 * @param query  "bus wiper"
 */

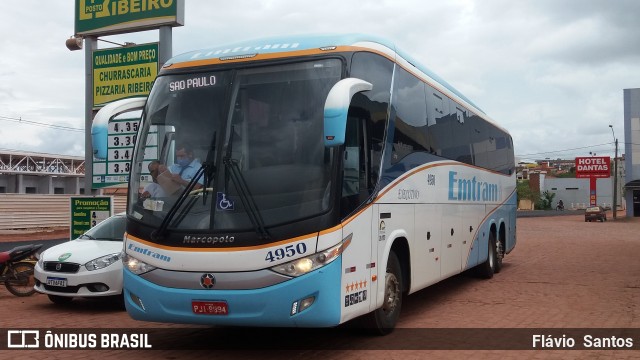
xmin=152 ymin=166 xmax=205 ymax=242
xmin=152 ymin=133 xmax=217 ymax=242
xmin=223 ymin=127 xmax=270 ymax=240
xmin=201 ymin=132 xmax=218 ymax=205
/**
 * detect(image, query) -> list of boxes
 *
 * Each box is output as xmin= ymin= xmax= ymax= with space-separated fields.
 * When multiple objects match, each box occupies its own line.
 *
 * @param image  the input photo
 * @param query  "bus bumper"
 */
xmin=123 ymin=258 xmax=342 ymax=327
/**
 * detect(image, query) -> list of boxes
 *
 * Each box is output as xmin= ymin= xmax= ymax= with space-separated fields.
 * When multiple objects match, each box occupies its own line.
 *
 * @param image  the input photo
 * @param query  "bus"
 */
xmin=118 ymin=33 xmax=516 ymax=334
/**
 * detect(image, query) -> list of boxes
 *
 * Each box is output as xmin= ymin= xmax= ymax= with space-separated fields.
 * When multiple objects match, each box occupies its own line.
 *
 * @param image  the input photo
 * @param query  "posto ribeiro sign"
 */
xmin=575 ymin=156 xmax=611 ymax=178
xmin=75 ymin=0 xmax=184 ymax=36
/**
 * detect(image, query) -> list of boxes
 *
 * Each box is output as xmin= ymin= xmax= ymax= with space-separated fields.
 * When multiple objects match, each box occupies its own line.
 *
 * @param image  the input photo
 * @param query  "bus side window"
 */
xmin=426 ymin=86 xmax=450 ymax=157
xmin=390 ymin=65 xmax=428 ymax=164
xmin=342 ymin=117 xmax=361 ymax=197
xmin=349 ymin=52 xmax=393 ymax=188
xmin=341 ymin=115 xmax=372 ymax=218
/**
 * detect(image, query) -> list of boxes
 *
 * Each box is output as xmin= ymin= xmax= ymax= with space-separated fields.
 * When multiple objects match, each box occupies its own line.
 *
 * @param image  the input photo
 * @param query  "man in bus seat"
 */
xmin=141 ymin=161 xmax=168 ymax=198
xmin=168 ymin=144 xmax=204 ymax=190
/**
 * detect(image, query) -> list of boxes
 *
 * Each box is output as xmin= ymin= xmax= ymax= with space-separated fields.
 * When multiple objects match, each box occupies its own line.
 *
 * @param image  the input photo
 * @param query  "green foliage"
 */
xmin=554 ymin=166 xmax=576 ymax=178
xmin=517 ymin=180 xmax=534 ymax=202
xmin=536 ymin=190 xmax=556 ymax=210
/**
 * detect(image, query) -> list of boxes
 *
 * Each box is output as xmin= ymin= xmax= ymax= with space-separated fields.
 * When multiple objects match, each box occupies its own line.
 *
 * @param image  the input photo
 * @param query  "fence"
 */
xmin=0 ymin=194 xmax=127 ymax=230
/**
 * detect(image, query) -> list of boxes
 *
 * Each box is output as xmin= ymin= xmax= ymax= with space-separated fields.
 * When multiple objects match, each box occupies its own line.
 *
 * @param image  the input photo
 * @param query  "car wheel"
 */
xmin=48 ymin=294 xmax=73 ymax=305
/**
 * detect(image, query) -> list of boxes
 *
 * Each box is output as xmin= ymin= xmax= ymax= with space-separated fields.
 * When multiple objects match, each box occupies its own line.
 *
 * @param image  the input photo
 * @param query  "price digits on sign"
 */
xmin=111 ymin=134 xmax=137 ymax=147
xmin=112 ymin=121 xmax=139 ymax=133
xmin=112 ymin=149 xmax=131 ymax=160
xmin=111 ymin=162 xmax=131 ymax=174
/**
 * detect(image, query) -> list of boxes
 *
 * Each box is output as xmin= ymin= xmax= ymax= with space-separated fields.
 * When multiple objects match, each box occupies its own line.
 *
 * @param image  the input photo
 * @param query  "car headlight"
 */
xmin=37 ymin=252 xmax=44 ymax=268
xmin=271 ymin=233 xmax=352 ymax=277
xmin=123 ymin=253 xmax=157 ymax=275
xmin=85 ymin=252 xmax=122 ymax=271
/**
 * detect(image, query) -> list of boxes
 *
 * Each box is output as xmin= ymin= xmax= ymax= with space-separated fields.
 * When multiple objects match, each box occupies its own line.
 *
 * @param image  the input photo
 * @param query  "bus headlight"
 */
xmin=271 ymin=233 xmax=352 ymax=277
xmin=123 ymin=253 xmax=157 ymax=275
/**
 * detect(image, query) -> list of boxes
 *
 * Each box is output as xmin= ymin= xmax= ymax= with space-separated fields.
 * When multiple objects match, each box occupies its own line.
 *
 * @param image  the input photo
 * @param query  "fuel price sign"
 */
xmin=92 ymin=117 xmax=137 ymax=187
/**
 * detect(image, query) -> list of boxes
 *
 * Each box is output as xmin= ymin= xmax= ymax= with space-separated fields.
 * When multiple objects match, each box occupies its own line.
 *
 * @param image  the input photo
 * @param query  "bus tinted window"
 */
xmin=391 ymin=66 xmax=428 ymax=164
xmin=349 ymin=52 xmax=393 ymax=186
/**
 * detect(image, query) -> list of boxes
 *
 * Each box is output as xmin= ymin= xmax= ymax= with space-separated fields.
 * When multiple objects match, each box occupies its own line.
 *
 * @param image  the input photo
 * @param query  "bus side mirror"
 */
xmin=323 ymin=78 xmax=372 ymax=147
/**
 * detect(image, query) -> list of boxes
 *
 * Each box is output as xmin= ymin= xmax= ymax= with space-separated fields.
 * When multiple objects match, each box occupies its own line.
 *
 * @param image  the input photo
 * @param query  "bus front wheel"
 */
xmin=362 ymin=251 xmax=402 ymax=335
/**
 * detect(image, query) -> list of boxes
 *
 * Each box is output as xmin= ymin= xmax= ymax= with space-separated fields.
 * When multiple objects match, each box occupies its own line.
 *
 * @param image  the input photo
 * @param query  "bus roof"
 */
xmin=165 ymin=33 xmax=484 ymax=114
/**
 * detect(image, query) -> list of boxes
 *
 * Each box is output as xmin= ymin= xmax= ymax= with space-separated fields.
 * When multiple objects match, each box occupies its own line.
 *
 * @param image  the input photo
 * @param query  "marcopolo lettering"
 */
xmin=183 ymin=235 xmax=235 ymax=245
xmin=448 ymin=171 xmax=499 ymax=202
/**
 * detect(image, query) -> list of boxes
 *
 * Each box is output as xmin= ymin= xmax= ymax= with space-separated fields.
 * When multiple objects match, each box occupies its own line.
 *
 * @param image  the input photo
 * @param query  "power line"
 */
xmin=516 ymin=142 xmax=614 ymax=157
xmin=0 ymin=115 xmax=84 ymax=132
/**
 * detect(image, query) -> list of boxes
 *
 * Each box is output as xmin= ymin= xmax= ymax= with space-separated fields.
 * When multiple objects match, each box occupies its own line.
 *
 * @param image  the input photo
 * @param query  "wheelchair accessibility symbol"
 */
xmin=216 ymin=192 xmax=234 ymax=211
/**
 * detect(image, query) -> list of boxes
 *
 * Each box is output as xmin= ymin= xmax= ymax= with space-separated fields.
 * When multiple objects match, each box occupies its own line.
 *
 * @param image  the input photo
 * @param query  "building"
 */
xmin=520 ymin=157 xmax=625 ymax=211
xmin=624 ymin=88 xmax=640 ymax=217
xmin=0 ymin=150 xmax=85 ymax=194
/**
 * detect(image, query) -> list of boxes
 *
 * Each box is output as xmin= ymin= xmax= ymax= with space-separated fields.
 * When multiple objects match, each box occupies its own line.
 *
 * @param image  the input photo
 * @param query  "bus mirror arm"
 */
xmin=323 ymin=78 xmax=372 ymax=147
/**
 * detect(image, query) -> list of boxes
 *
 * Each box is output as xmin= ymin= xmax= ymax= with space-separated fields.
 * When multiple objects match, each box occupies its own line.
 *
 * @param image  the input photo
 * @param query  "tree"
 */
xmin=517 ymin=180 xmax=534 ymax=203
xmin=536 ymin=190 xmax=556 ymax=210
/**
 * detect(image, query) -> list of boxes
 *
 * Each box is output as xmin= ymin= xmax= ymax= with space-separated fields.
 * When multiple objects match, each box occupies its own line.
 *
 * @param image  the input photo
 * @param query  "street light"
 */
xmin=609 ymin=125 xmax=618 ymax=220
xmin=66 ymin=35 xmax=135 ymax=51
xmin=65 ymin=36 xmax=83 ymax=51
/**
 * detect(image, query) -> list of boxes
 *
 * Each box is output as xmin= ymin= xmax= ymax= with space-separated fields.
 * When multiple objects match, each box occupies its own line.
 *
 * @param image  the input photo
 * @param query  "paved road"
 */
xmin=0 ymin=238 xmax=67 ymax=253
xmin=0 ymin=210 xmax=590 ymax=253
xmin=1 ymin=213 xmax=639 ymax=359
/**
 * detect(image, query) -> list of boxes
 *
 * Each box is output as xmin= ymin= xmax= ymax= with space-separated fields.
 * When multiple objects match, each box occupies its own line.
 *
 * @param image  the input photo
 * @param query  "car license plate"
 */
xmin=46 ymin=277 xmax=67 ymax=287
xmin=192 ymin=300 xmax=228 ymax=315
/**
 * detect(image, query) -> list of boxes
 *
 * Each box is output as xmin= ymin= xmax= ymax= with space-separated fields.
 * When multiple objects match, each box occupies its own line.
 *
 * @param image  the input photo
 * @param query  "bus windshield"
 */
xmin=128 ymin=58 xmax=343 ymax=234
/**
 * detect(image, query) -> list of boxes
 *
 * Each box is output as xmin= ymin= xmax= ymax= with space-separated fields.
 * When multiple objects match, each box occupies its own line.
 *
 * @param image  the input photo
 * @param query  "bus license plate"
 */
xmin=46 ymin=277 xmax=67 ymax=287
xmin=192 ymin=301 xmax=228 ymax=315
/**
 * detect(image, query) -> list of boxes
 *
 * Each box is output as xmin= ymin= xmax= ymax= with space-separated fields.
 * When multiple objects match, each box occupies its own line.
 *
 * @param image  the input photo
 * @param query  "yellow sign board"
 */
xmin=75 ymin=0 xmax=184 ymax=36
xmin=93 ymin=43 xmax=158 ymax=108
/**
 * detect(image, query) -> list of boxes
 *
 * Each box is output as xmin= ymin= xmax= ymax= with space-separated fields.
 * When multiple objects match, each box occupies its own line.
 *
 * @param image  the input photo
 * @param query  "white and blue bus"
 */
xmin=119 ymin=34 xmax=516 ymax=334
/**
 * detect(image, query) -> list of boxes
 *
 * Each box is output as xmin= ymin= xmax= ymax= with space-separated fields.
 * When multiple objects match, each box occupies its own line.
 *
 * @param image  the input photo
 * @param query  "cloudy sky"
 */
xmin=0 ymin=0 xmax=638 ymax=162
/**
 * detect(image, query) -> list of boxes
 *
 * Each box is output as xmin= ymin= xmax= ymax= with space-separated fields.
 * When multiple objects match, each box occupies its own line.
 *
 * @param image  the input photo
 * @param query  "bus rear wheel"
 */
xmin=362 ymin=251 xmax=402 ymax=335
xmin=477 ymin=231 xmax=498 ymax=279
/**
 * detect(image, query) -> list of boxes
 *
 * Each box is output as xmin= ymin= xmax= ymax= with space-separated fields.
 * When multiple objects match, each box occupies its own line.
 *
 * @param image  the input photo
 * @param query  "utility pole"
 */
xmin=613 ymin=138 xmax=618 ymax=220
xmin=610 ymin=125 xmax=618 ymax=220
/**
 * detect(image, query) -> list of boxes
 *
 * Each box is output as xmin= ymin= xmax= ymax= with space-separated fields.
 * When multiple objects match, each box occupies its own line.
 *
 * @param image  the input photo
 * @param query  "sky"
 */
xmin=0 ymin=0 xmax=638 ymax=162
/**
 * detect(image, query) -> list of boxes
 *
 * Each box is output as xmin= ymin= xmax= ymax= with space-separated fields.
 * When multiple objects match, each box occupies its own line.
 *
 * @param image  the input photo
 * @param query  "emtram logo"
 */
xmin=448 ymin=171 xmax=499 ymax=202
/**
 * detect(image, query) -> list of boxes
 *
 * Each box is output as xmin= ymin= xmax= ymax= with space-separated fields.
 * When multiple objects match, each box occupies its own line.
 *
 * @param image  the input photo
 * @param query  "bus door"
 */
xmin=340 ymin=116 xmax=376 ymax=319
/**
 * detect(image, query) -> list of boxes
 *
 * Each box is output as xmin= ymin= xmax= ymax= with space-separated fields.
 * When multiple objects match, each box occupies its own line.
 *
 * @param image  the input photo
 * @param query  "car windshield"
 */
xmin=79 ymin=215 xmax=126 ymax=241
xmin=128 ymin=59 xmax=342 ymax=233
